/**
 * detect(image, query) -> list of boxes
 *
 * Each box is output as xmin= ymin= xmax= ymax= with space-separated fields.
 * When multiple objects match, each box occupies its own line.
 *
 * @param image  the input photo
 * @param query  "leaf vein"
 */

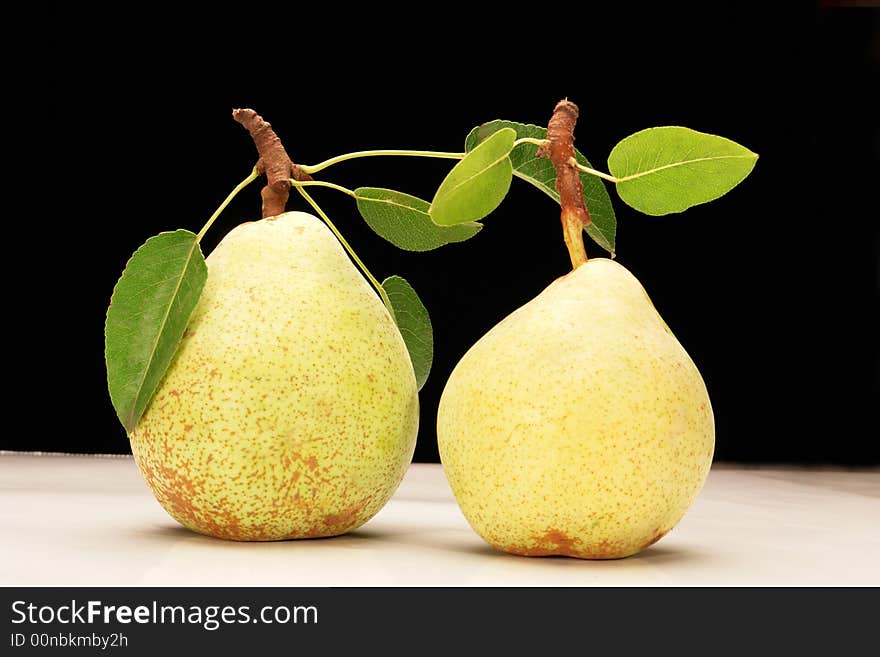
xmin=617 ymin=154 xmax=757 ymax=183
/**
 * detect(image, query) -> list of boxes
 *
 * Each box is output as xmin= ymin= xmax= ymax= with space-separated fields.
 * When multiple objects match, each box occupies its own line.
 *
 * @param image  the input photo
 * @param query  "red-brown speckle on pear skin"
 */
xmin=130 ymin=213 xmax=419 ymax=541
xmin=490 ymin=526 xmax=672 ymax=560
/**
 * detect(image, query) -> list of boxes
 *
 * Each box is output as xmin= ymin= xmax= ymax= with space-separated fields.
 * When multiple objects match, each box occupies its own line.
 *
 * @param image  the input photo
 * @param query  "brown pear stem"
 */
xmin=232 ymin=108 xmax=312 ymax=218
xmin=538 ymin=99 xmax=591 ymax=268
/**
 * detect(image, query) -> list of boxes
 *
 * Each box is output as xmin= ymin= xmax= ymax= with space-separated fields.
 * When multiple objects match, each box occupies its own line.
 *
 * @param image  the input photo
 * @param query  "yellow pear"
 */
xmin=130 ymin=212 xmax=419 ymax=541
xmin=437 ymin=258 xmax=714 ymax=559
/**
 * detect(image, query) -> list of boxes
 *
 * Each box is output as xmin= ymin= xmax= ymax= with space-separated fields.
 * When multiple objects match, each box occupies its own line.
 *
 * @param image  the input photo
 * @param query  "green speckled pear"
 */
xmin=130 ymin=212 xmax=419 ymax=541
xmin=438 ymin=258 xmax=714 ymax=559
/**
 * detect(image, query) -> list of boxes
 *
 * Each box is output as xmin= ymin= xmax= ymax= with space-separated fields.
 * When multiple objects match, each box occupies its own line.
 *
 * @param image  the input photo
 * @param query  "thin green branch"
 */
xmin=293 ymin=186 xmax=393 ymax=312
xmin=196 ymin=166 xmax=260 ymax=242
xmin=300 ymin=149 xmax=465 ymax=175
xmin=289 ymin=179 xmax=356 ymax=197
xmin=514 ymin=137 xmax=548 ymax=148
xmin=298 ymin=138 xmax=552 ymax=177
xmin=568 ymin=158 xmax=621 ymax=183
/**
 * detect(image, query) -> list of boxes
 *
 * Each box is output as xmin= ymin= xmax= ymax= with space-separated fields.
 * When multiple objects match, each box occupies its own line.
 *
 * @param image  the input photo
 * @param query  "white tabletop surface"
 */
xmin=1 ymin=453 xmax=877 ymax=586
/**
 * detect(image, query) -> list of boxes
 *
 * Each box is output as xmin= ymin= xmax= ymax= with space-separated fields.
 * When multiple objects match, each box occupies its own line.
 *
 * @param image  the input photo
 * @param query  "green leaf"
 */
xmin=607 ymin=126 xmax=758 ymax=216
xmin=466 ymin=120 xmax=617 ymax=255
xmin=430 ymin=127 xmax=515 ymax=226
xmin=382 ymin=275 xmax=433 ymax=390
xmin=105 ymin=230 xmax=208 ymax=432
xmin=354 ymin=187 xmax=482 ymax=251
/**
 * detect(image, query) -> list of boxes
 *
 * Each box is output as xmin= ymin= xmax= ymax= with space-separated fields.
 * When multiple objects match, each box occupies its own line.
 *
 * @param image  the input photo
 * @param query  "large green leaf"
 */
xmin=607 ymin=126 xmax=758 ymax=215
xmin=355 ymin=187 xmax=482 ymax=251
xmin=105 ymin=230 xmax=207 ymax=432
xmin=430 ymin=127 xmax=515 ymax=226
xmin=466 ymin=120 xmax=617 ymax=255
xmin=382 ymin=275 xmax=432 ymax=390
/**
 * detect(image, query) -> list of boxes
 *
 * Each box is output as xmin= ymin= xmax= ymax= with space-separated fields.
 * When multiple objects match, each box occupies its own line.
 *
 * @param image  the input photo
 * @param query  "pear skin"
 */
xmin=437 ymin=258 xmax=714 ymax=559
xmin=130 ymin=212 xmax=419 ymax=541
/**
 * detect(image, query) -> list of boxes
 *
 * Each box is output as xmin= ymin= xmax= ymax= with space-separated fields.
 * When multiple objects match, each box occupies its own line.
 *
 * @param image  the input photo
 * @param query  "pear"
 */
xmin=437 ymin=258 xmax=714 ymax=559
xmin=130 ymin=212 xmax=419 ymax=541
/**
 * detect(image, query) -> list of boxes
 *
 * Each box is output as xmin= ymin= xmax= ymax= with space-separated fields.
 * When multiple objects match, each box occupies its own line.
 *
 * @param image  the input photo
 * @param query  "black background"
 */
xmin=39 ymin=4 xmax=877 ymax=464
